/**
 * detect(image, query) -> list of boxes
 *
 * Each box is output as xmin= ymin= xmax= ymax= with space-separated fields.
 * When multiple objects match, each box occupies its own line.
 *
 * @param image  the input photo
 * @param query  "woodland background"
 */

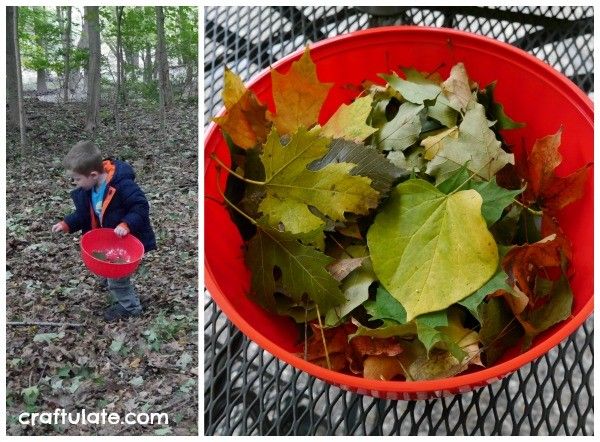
xmin=6 ymin=6 xmax=198 ymax=435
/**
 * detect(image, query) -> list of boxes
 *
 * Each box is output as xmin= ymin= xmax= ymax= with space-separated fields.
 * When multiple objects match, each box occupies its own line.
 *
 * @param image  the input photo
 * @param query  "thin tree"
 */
xmin=33 ymin=8 xmax=48 ymax=94
xmin=114 ymin=6 xmax=124 ymax=133
xmin=7 ymin=6 xmax=20 ymax=129
xmin=63 ymin=6 xmax=72 ymax=102
xmin=7 ymin=7 xmax=27 ymax=149
xmin=85 ymin=6 xmax=101 ymax=132
xmin=155 ymin=5 xmax=173 ymax=129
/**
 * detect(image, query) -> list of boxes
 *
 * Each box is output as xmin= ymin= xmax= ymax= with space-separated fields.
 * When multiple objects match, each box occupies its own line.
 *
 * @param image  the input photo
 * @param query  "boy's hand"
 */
xmin=52 ymin=222 xmax=67 ymax=233
xmin=114 ymin=225 xmax=129 ymax=237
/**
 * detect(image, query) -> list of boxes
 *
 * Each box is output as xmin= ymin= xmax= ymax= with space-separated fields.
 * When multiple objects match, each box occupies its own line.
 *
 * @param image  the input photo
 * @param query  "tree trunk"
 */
xmin=7 ymin=7 xmax=27 ymax=148
xmin=85 ymin=6 xmax=101 ymax=132
xmin=116 ymin=6 xmax=126 ymax=105
xmin=33 ymin=12 xmax=48 ymax=95
xmin=143 ymin=43 xmax=153 ymax=84
xmin=6 ymin=6 xmax=20 ymax=128
xmin=177 ymin=7 xmax=194 ymax=97
xmin=155 ymin=6 xmax=173 ymax=115
xmin=63 ymin=6 xmax=72 ymax=102
xmin=71 ymin=14 xmax=89 ymax=98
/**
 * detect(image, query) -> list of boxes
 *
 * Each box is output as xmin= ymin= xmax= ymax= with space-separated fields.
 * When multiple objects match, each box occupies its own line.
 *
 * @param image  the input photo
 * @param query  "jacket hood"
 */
xmin=104 ymin=159 xmax=135 ymax=185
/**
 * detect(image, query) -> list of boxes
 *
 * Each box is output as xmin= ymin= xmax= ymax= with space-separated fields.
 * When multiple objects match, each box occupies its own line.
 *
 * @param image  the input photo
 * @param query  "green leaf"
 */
xmin=373 ymin=102 xmax=424 ymax=151
xmin=109 ymin=339 xmax=124 ymax=353
xmin=349 ymin=319 xmax=416 ymax=340
xmin=415 ymin=310 xmax=448 ymax=353
xmin=381 ymin=72 xmax=441 ymax=104
xmin=470 ymin=179 xmax=524 ymax=226
xmin=309 ymin=138 xmax=407 ymax=194
xmin=478 ymin=81 xmax=525 ymax=130
xmin=129 ymin=376 xmax=144 ymax=387
xmin=246 ymin=222 xmax=344 ymax=313
xmin=367 ymin=179 xmax=499 ymax=321
xmin=364 ymin=285 xmax=407 ymax=323
xmin=459 ymin=269 xmax=511 ymax=322
xmin=478 ymin=297 xmax=524 ymax=365
xmin=325 ymin=261 xmax=374 ymax=326
xmin=490 ymin=204 xmax=523 ymax=245
xmin=33 ymin=333 xmax=60 ymax=344
xmin=320 ymin=95 xmax=378 ymax=142
xmin=421 ymin=126 xmax=459 ymax=160
xmin=522 ymin=274 xmax=573 ymax=349
xmin=154 ymin=428 xmax=172 ymax=436
xmin=425 ymin=104 xmax=514 ymax=183
xmin=21 ymin=386 xmax=39 ymax=406
xmin=387 ymin=148 xmax=425 ymax=174
xmin=176 ymin=352 xmax=194 ymax=370
xmin=259 ymin=128 xmax=379 ymax=234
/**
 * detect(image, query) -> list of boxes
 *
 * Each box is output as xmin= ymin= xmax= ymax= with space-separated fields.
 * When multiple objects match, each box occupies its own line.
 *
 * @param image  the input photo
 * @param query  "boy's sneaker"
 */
xmin=103 ymin=303 xmax=141 ymax=322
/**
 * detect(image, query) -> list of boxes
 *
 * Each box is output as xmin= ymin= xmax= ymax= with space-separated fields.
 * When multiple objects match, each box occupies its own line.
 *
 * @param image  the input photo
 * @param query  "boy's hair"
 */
xmin=63 ymin=141 xmax=103 ymax=175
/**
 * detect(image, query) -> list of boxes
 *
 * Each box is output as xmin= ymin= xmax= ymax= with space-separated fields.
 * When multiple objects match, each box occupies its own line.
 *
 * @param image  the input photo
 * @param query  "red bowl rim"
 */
xmin=81 ymin=227 xmax=144 ymax=266
xmin=203 ymin=26 xmax=594 ymax=394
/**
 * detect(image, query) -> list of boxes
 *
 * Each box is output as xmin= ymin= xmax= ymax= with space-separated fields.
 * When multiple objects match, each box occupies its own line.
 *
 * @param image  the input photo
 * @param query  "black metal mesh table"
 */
xmin=204 ymin=6 xmax=594 ymax=435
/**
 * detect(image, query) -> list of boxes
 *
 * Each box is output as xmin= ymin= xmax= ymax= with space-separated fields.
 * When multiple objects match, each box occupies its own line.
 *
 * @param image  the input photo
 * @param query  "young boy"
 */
xmin=52 ymin=141 xmax=156 ymax=322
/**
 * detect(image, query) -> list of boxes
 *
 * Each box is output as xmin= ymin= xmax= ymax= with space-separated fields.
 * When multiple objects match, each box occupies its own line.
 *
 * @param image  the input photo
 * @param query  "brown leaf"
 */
xmin=326 ymin=256 xmax=366 ymax=281
xmin=502 ymin=234 xmax=562 ymax=300
xmin=516 ymin=128 xmax=591 ymax=211
xmin=363 ymin=356 xmax=404 ymax=380
xmin=270 ymin=47 xmax=333 ymax=134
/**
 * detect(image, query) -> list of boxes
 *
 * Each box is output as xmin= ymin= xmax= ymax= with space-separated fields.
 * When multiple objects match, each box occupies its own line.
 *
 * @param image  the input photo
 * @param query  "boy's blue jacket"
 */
xmin=63 ymin=159 xmax=156 ymax=252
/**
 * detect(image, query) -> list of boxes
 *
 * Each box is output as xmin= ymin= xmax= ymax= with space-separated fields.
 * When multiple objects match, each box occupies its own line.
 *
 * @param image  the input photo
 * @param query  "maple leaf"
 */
xmin=441 ymin=62 xmax=474 ymax=112
xmin=258 ymin=128 xmax=380 ymax=235
xmin=367 ymin=179 xmax=499 ymax=321
xmin=320 ymin=95 xmax=378 ymax=142
xmin=213 ymin=68 xmax=270 ymax=149
xmin=516 ymin=129 xmax=591 ymax=211
xmin=501 ymin=234 xmax=563 ymax=300
xmin=421 ymin=126 xmax=459 ymax=160
xmin=380 ymin=71 xmax=441 ymax=104
xmin=270 ymin=47 xmax=333 ymax=134
xmin=309 ymin=138 xmax=407 ymax=194
xmin=425 ymin=103 xmax=515 ymax=183
xmin=245 ymin=221 xmax=344 ymax=313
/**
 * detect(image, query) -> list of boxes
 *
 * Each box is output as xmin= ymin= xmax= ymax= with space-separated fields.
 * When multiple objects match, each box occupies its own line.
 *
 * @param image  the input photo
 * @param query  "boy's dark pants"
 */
xmin=99 ymin=276 xmax=142 ymax=314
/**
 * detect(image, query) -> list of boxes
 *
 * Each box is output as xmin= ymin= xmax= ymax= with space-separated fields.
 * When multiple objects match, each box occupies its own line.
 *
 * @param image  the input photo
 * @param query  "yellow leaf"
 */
xmin=421 ymin=126 xmax=459 ymax=160
xmin=321 ymin=95 xmax=378 ymax=142
xmin=271 ymin=47 xmax=333 ymax=134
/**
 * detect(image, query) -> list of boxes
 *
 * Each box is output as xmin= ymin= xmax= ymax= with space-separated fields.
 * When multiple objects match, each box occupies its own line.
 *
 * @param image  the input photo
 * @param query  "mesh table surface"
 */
xmin=204 ymin=6 xmax=594 ymax=435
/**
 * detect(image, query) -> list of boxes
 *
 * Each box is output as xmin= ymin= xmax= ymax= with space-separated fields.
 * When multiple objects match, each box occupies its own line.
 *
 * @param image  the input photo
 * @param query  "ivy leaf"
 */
xmin=213 ymin=68 xmax=270 ymax=149
xmin=258 ymin=128 xmax=380 ymax=234
xmin=246 ymin=222 xmax=344 ymax=313
xmin=478 ymin=81 xmax=525 ymax=130
xmin=367 ymin=179 xmax=498 ymax=321
xmin=441 ymin=62 xmax=474 ymax=112
xmin=425 ymin=103 xmax=515 ymax=183
xmin=373 ymin=102 xmax=424 ymax=151
xmin=364 ymin=285 xmax=407 ymax=323
xmin=459 ymin=267 xmax=512 ymax=322
xmin=320 ymin=95 xmax=378 ymax=142
xmin=270 ymin=47 xmax=333 ymax=134
xmin=309 ymin=138 xmax=407 ymax=194
xmin=470 ymin=179 xmax=524 ymax=226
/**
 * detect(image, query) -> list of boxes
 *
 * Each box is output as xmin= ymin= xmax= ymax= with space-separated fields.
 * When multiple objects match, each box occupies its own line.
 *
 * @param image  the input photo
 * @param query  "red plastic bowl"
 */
xmin=80 ymin=228 xmax=144 ymax=279
xmin=204 ymin=27 xmax=593 ymax=399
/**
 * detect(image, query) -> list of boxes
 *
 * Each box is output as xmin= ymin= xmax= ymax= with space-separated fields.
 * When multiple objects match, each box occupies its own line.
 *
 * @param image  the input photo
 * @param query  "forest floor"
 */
xmin=6 ymin=97 xmax=198 ymax=435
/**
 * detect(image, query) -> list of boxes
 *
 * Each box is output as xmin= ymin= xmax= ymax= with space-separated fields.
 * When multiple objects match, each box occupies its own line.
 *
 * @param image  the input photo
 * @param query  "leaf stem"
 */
xmin=215 ymin=168 xmax=257 ymax=226
xmin=210 ymin=152 xmax=265 ymax=186
xmin=315 ymin=304 xmax=332 ymax=370
xmin=513 ymin=198 xmax=543 ymax=216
